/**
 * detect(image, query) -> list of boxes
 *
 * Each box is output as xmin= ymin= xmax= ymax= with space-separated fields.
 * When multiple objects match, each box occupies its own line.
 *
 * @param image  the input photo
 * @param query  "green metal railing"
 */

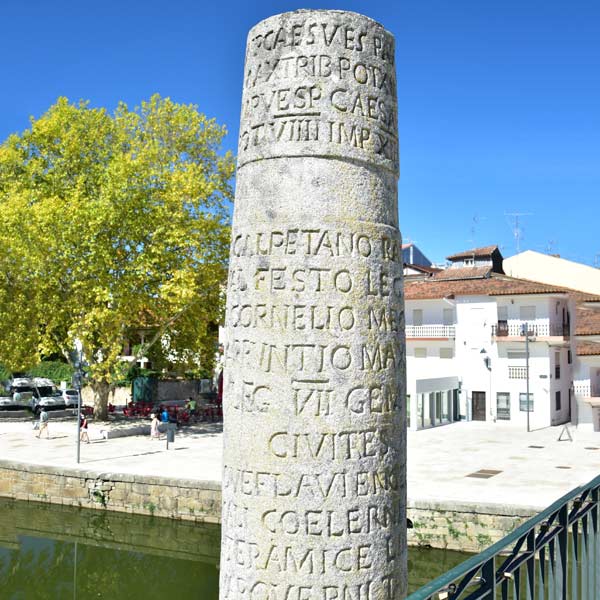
xmin=407 ymin=474 xmax=600 ymax=599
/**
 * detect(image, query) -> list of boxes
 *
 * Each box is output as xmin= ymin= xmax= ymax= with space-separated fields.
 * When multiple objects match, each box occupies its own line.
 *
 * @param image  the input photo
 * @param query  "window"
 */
xmin=414 ymin=348 xmax=427 ymax=358
xmin=439 ymin=348 xmax=454 ymax=359
xmin=443 ymin=308 xmax=454 ymax=326
xmin=507 ymin=350 xmax=527 ymax=361
xmin=464 ymin=258 xmax=474 ymax=266
xmin=555 ymin=391 xmax=561 ymax=411
xmin=519 ymin=393 xmax=534 ymax=412
xmin=568 ymin=350 xmax=572 ymax=364
xmin=497 ymin=306 xmax=508 ymax=321
xmin=413 ymin=309 xmax=423 ymax=326
xmin=519 ymin=306 xmax=536 ymax=321
xmin=497 ymin=392 xmax=511 ymax=420
xmin=555 ymin=351 xmax=561 ymax=379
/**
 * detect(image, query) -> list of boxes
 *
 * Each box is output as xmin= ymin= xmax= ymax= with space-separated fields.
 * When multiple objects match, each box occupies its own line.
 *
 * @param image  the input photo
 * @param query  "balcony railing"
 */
xmin=492 ymin=321 xmax=570 ymax=338
xmin=574 ymin=383 xmax=600 ymax=398
xmin=508 ymin=366 xmax=528 ymax=379
xmin=407 ymin=473 xmax=600 ymax=600
xmin=406 ymin=325 xmax=455 ymax=338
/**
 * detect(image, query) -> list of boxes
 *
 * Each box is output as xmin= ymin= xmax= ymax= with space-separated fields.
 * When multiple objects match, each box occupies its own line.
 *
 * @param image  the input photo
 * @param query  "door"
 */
xmin=472 ymin=391 xmax=486 ymax=421
xmin=452 ymin=389 xmax=460 ymax=421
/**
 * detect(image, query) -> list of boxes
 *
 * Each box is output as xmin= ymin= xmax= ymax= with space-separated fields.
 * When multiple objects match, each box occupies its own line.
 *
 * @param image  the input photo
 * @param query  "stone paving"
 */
xmin=0 ymin=417 xmax=599 ymax=510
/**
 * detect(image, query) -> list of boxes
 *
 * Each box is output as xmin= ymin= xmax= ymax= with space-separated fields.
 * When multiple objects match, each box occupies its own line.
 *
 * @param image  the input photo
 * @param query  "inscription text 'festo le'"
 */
xmin=220 ymin=10 xmax=406 ymax=600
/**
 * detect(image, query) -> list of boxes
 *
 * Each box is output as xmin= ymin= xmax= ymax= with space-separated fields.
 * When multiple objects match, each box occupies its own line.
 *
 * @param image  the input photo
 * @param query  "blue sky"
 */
xmin=1 ymin=0 xmax=598 ymax=266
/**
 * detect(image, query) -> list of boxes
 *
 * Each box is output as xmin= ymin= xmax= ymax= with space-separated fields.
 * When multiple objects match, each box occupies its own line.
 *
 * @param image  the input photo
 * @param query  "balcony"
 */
xmin=405 ymin=324 xmax=455 ymax=339
xmin=508 ymin=366 xmax=528 ymax=379
xmin=492 ymin=321 xmax=570 ymax=342
xmin=574 ymin=383 xmax=600 ymax=406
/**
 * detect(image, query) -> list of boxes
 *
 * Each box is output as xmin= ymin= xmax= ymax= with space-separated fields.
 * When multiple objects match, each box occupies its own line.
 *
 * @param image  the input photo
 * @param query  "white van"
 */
xmin=30 ymin=378 xmax=66 ymax=413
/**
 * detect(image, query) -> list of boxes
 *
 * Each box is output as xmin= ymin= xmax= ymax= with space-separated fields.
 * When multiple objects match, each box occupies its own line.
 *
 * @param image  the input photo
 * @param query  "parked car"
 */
xmin=62 ymin=388 xmax=79 ymax=408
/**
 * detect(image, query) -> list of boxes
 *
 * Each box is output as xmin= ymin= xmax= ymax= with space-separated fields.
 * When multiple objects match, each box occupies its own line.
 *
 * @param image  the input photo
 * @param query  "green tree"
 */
xmin=0 ymin=95 xmax=234 ymax=418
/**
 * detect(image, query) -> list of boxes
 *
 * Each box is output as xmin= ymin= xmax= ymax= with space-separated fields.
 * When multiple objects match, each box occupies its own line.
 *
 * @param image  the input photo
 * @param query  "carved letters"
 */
xmin=238 ymin=17 xmax=399 ymax=172
xmin=221 ymin=11 xmax=405 ymax=598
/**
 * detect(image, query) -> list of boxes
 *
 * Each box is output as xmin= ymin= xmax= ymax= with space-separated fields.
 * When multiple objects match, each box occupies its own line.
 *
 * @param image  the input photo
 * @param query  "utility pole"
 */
xmin=525 ymin=325 xmax=530 ymax=432
xmin=73 ymin=340 xmax=83 ymax=464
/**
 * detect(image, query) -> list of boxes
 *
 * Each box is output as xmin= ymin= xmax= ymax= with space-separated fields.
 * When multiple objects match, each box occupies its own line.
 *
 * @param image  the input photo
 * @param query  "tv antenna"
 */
xmin=505 ymin=212 xmax=533 ymax=254
xmin=468 ymin=214 xmax=486 ymax=247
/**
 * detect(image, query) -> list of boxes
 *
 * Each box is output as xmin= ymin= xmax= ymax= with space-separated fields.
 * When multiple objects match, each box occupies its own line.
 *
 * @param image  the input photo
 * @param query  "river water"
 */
xmin=0 ymin=498 xmax=470 ymax=598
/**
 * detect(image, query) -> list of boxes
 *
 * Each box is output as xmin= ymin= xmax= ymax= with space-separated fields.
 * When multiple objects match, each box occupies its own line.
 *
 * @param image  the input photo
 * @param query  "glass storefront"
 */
xmin=415 ymin=388 xmax=459 ymax=429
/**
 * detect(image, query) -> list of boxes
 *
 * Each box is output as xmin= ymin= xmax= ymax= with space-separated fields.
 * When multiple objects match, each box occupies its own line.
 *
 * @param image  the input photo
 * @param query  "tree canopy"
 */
xmin=0 ymin=95 xmax=234 ymax=417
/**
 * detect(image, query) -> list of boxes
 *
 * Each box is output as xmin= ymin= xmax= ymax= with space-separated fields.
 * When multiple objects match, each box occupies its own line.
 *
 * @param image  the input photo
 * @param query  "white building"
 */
xmin=403 ymin=245 xmax=600 ymax=431
xmin=504 ymin=250 xmax=600 ymax=297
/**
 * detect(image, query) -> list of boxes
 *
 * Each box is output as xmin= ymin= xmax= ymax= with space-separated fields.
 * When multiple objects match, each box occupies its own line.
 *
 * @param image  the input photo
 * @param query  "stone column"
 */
xmin=220 ymin=10 xmax=405 ymax=599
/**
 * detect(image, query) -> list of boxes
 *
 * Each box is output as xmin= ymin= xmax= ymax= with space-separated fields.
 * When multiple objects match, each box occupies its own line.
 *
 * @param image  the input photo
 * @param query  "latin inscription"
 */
xmin=222 ymin=467 xmax=399 ymax=499
xmin=222 ymin=11 xmax=404 ymax=597
xmin=231 ymin=230 xmax=401 ymax=261
xmin=238 ymin=17 xmax=398 ymax=171
xmin=224 ymin=340 xmax=402 ymax=375
xmin=221 ymin=574 xmax=397 ymax=600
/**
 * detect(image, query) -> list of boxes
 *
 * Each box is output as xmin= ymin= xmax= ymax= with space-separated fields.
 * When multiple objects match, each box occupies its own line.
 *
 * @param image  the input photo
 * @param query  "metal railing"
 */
xmin=492 ymin=322 xmax=570 ymax=338
xmin=407 ymin=473 xmax=600 ymax=599
xmin=406 ymin=325 xmax=456 ymax=338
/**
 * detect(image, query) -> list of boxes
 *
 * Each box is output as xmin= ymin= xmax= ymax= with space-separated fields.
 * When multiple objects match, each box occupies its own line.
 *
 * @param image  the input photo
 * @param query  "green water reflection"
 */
xmin=0 ymin=498 xmax=468 ymax=599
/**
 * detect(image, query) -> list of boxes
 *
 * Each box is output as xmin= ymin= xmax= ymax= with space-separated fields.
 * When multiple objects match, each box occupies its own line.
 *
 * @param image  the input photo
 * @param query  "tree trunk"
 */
xmin=91 ymin=380 xmax=110 ymax=421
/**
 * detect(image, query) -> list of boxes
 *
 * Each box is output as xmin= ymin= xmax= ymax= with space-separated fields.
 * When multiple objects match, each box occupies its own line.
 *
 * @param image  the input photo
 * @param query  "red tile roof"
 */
xmin=404 ymin=272 xmax=573 ymax=300
xmin=576 ymin=305 xmax=600 ymax=336
xmin=432 ymin=266 xmax=491 ymax=281
xmin=577 ymin=343 xmax=600 ymax=356
xmin=446 ymin=245 xmax=499 ymax=260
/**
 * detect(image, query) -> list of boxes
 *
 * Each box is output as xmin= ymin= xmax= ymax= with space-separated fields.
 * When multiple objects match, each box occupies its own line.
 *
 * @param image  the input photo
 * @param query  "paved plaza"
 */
xmin=0 ymin=418 xmax=599 ymax=510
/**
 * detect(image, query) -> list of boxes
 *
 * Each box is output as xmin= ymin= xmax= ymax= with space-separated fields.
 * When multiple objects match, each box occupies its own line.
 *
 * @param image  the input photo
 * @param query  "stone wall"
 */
xmin=0 ymin=459 xmax=533 ymax=554
xmin=0 ymin=460 xmax=220 ymax=523
xmin=81 ymin=386 xmax=130 ymax=406
xmin=407 ymin=499 xmax=535 ymax=553
xmin=81 ymin=380 xmax=206 ymax=406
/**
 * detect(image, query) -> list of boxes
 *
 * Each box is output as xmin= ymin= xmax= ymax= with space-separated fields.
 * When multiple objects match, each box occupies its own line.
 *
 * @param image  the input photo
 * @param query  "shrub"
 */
xmin=27 ymin=361 xmax=74 ymax=385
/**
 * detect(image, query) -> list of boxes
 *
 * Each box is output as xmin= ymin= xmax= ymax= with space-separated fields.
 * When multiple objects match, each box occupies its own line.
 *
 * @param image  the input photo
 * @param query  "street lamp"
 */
xmin=480 ymin=348 xmax=492 ymax=420
xmin=522 ymin=323 xmax=536 ymax=432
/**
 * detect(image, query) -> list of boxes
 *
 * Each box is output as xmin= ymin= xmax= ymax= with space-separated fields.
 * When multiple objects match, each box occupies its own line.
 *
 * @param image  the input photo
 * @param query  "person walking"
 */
xmin=160 ymin=407 xmax=169 ymax=424
xmin=80 ymin=414 xmax=90 ymax=444
xmin=150 ymin=413 xmax=160 ymax=440
xmin=36 ymin=408 xmax=49 ymax=439
xmin=186 ymin=396 xmax=197 ymax=422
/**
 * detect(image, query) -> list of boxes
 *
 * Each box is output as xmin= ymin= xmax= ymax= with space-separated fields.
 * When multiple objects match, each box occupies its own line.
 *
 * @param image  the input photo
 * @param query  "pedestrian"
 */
xmin=160 ymin=407 xmax=169 ymax=424
xmin=80 ymin=414 xmax=90 ymax=444
xmin=36 ymin=408 xmax=49 ymax=439
xmin=150 ymin=413 xmax=160 ymax=439
xmin=186 ymin=396 xmax=197 ymax=421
